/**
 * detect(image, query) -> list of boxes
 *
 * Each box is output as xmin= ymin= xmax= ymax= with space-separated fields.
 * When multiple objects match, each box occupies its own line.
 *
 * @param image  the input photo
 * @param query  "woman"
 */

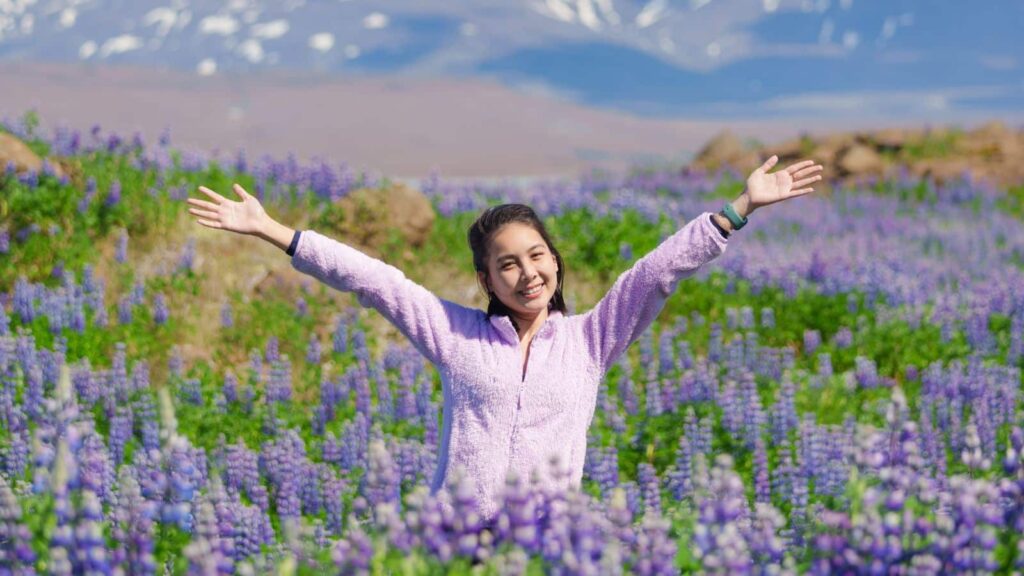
xmin=186 ymin=155 xmax=823 ymax=522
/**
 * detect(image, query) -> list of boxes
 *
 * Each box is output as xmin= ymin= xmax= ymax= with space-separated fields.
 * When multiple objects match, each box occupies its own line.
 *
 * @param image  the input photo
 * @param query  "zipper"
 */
xmin=507 ymin=335 xmax=536 ymax=463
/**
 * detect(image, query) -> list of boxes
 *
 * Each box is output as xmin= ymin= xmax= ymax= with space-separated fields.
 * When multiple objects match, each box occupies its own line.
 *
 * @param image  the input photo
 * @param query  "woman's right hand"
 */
xmin=186 ymin=183 xmax=268 ymax=236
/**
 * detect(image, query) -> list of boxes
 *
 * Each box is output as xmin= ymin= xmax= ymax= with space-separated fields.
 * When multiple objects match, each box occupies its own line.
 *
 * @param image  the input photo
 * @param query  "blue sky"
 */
xmin=0 ymin=0 xmax=1021 ymax=121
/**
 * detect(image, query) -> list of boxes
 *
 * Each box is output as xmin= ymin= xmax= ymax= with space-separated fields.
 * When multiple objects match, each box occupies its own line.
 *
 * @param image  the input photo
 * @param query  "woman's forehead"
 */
xmin=489 ymin=223 xmax=546 ymax=252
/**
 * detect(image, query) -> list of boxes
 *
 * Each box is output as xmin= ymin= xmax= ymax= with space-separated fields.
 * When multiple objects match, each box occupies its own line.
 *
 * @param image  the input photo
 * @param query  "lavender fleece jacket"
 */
xmin=290 ymin=212 xmax=728 ymax=521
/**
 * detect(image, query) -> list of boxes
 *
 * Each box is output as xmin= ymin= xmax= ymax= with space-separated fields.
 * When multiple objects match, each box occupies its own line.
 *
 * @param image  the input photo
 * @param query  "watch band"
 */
xmin=721 ymin=203 xmax=748 ymax=230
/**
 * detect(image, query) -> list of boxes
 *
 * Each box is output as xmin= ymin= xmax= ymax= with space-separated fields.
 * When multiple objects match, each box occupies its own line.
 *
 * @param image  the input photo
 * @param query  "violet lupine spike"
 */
xmin=692 ymin=455 xmax=754 ymax=574
xmin=152 ymin=293 xmax=168 ymax=325
xmin=0 ymin=472 xmax=36 ymax=569
xmin=637 ymin=463 xmax=662 ymax=517
xmin=754 ymin=436 xmax=771 ymax=505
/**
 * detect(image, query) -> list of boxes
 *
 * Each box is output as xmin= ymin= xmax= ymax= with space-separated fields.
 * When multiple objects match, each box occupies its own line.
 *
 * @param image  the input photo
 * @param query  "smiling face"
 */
xmin=478 ymin=222 xmax=560 ymax=323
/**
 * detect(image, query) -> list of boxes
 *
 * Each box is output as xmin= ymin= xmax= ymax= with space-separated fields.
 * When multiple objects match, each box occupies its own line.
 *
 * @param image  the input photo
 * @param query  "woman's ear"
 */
xmin=476 ymin=270 xmax=490 ymax=293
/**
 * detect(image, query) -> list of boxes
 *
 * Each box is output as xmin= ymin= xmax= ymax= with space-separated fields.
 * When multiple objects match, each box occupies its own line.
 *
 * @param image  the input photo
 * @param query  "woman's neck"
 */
xmin=511 ymin=308 xmax=549 ymax=342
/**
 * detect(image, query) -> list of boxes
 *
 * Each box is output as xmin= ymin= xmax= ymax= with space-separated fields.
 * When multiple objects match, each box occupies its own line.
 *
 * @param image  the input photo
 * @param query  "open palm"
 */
xmin=746 ymin=156 xmax=823 ymax=210
xmin=186 ymin=184 xmax=267 ymax=235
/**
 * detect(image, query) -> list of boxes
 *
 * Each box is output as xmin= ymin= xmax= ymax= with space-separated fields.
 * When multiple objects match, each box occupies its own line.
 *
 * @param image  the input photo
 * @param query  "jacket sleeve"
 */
xmin=290 ymin=230 xmax=470 ymax=367
xmin=580 ymin=212 xmax=728 ymax=374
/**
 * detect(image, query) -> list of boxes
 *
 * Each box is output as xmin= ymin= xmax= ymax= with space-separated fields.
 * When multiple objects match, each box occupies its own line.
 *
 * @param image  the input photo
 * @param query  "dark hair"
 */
xmin=468 ymin=204 xmax=567 ymax=321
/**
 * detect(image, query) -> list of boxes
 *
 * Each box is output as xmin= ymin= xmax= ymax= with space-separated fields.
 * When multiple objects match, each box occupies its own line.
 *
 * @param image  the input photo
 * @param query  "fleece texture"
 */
xmin=291 ymin=211 xmax=728 ymax=521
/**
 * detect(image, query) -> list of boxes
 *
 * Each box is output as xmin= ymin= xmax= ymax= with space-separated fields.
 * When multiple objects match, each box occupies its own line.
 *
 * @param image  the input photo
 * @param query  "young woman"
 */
xmin=186 ymin=155 xmax=823 ymax=521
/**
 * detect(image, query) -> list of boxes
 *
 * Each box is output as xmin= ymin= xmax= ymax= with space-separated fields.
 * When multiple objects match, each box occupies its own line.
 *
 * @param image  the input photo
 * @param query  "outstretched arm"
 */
xmin=583 ymin=157 xmax=823 ymax=373
xmin=187 ymin=183 xmax=288 ymax=242
xmin=185 ymin=183 xmax=464 ymax=367
xmin=711 ymin=156 xmax=823 ymax=233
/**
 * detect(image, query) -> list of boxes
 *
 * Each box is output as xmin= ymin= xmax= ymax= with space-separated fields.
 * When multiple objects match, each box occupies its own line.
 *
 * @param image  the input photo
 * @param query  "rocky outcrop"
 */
xmin=320 ymin=182 xmax=436 ymax=256
xmin=690 ymin=121 xmax=1024 ymax=189
xmin=0 ymin=132 xmax=66 ymax=179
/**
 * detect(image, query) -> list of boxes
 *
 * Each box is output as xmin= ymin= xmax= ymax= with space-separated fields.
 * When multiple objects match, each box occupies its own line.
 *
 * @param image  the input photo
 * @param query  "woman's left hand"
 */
xmin=744 ymin=156 xmax=823 ymax=211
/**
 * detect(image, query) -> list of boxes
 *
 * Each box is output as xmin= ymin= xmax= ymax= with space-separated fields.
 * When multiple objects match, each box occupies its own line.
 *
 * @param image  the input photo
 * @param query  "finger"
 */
xmin=186 ymin=198 xmax=219 ymax=211
xmin=785 ymin=160 xmax=816 ymax=174
xmin=792 ymin=165 xmax=823 ymax=179
xmin=758 ymin=155 xmax=779 ymax=172
xmin=196 ymin=219 xmax=222 ymax=229
xmin=792 ymin=175 xmax=823 ymax=189
xmin=198 ymin=185 xmax=227 ymax=203
xmin=787 ymin=187 xmax=816 ymax=198
xmin=188 ymin=208 xmax=220 ymax=220
xmin=233 ymin=183 xmax=250 ymax=200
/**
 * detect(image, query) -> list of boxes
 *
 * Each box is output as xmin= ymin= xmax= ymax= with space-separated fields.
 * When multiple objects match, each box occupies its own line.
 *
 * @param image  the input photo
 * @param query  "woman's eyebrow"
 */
xmin=496 ymin=244 xmax=546 ymax=262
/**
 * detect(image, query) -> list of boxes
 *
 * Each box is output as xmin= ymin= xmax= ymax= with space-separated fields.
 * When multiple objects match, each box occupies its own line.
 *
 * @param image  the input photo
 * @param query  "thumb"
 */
xmin=233 ymin=183 xmax=251 ymax=201
xmin=758 ymin=155 xmax=778 ymax=173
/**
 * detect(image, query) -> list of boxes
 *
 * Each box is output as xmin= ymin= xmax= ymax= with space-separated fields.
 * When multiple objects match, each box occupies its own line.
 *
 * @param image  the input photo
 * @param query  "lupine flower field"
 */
xmin=1 ymin=111 xmax=1023 ymax=574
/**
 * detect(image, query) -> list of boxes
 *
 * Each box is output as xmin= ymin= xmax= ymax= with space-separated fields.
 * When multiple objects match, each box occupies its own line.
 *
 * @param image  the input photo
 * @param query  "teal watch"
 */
xmin=721 ymin=203 xmax=748 ymax=231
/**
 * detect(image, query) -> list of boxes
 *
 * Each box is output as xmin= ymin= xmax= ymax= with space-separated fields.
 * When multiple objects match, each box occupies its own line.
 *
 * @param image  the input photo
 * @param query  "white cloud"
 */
xmin=78 ymin=40 xmax=96 ymax=59
xmin=344 ymin=44 xmax=360 ymax=59
xmin=979 ymin=54 xmax=1016 ymax=71
xmin=760 ymin=85 xmax=1013 ymax=116
xmin=763 ymin=0 xmax=780 ymax=12
xmin=251 ymin=19 xmax=288 ymax=39
xmin=460 ymin=22 xmax=477 ymax=36
xmin=197 ymin=58 xmax=217 ymax=76
xmin=199 ymin=14 xmax=240 ymax=36
xmin=577 ymin=0 xmax=601 ymax=31
xmin=237 ymin=38 xmax=263 ymax=63
xmin=594 ymin=0 xmax=619 ymax=26
xmin=309 ymin=32 xmax=334 ymax=52
xmin=99 ymin=34 xmax=143 ymax=58
xmin=143 ymin=8 xmax=178 ymax=37
xmin=841 ymin=30 xmax=858 ymax=50
xmin=635 ymin=0 xmax=666 ymax=28
xmin=542 ymin=0 xmax=576 ymax=23
xmin=58 ymin=7 xmax=75 ymax=29
xmin=363 ymin=12 xmax=389 ymax=30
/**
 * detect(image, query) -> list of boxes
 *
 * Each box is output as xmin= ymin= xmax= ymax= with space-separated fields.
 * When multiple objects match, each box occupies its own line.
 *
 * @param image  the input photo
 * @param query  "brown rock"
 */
xmin=972 ymin=120 xmax=1009 ymax=140
xmin=0 ymin=132 xmax=65 ymax=178
xmin=872 ymin=127 xmax=912 ymax=149
xmin=323 ymin=182 xmax=435 ymax=256
xmin=837 ymin=144 xmax=884 ymax=177
xmin=693 ymin=130 xmax=747 ymax=170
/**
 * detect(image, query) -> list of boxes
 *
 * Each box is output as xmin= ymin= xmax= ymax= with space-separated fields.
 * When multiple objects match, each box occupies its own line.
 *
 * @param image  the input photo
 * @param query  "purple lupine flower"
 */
xmin=692 ymin=455 xmax=753 ymax=573
xmin=178 ymin=238 xmax=196 ymax=273
xmin=803 ymin=329 xmax=821 ymax=355
xmin=362 ymin=439 xmax=401 ymax=511
xmin=833 ymin=326 xmax=853 ymax=348
xmin=266 ymin=356 xmax=292 ymax=403
xmin=152 ymin=293 xmax=168 ymax=325
xmin=770 ymin=374 xmax=798 ymax=444
xmin=220 ymin=302 xmax=233 ymax=328
xmin=265 ymin=336 xmax=280 ymax=363
xmin=754 ymin=436 xmax=771 ymax=504
xmin=104 ymin=179 xmax=122 ymax=208
xmin=306 ymin=334 xmax=322 ymax=365
xmin=332 ymin=315 xmax=349 ymax=354
xmin=165 ymin=436 xmax=199 ymax=532
xmin=760 ymin=307 xmax=775 ymax=329
xmin=115 ymin=229 xmax=128 ymax=263
xmin=75 ymin=489 xmax=112 ymax=574
xmin=637 ymin=462 xmax=662 ymax=516
xmin=0 ymin=474 xmax=37 ymax=568
xmin=179 ymin=378 xmax=203 ymax=406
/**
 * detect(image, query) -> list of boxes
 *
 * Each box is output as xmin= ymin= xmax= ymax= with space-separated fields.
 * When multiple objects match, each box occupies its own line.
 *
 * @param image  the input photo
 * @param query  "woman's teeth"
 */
xmin=521 ymin=285 xmax=542 ymax=296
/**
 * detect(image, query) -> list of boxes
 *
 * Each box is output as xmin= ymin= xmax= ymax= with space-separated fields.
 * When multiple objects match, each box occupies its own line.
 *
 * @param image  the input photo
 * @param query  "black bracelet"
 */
xmin=709 ymin=214 xmax=730 ymax=239
xmin=286 ymin=230 xmax=301 ymax=256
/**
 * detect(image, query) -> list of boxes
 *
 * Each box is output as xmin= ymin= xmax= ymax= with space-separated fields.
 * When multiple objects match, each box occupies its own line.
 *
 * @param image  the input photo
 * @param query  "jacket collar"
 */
xmin=489 ymin=310 xmax=563 ymax=343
